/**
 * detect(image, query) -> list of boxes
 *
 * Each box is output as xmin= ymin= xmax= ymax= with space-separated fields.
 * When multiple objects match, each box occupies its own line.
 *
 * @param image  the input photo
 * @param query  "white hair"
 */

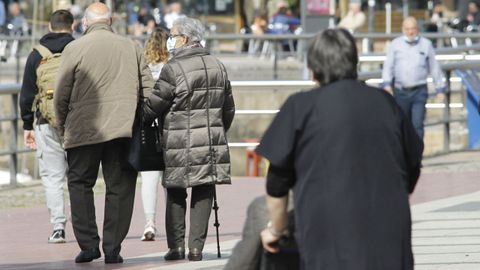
xmin=173 ymin=17 xmax=205 ymax=43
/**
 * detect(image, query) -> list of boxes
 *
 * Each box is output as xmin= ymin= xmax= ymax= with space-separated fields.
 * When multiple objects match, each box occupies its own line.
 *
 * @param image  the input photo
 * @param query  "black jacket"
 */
xmin=20 ymin=32 xmax=74 ymax=130
xmin=257 ymin=80 xmax=423 ymax=270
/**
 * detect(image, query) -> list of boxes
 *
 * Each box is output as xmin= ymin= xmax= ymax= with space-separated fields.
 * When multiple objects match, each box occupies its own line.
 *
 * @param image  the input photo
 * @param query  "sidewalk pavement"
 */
xmin=412 ymin=191 xmax=480 ymax=270
xmin=1 ymin=151 xmax=480 ymax=270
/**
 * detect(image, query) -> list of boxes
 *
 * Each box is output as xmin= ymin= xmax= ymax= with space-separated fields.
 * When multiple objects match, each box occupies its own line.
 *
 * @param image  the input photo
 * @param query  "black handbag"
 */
xmin=127 ymin=58 xmax=165 ymax=171
xmin=127 ymin=108 xmax=165 ymax=171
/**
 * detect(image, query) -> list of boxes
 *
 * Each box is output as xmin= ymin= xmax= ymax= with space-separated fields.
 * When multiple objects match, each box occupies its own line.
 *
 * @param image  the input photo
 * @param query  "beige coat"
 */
xmin=54 ymin=23 xmax=154 ymax=149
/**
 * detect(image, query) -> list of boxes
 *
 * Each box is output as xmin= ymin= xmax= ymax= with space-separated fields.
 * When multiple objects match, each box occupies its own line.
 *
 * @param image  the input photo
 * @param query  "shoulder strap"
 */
xmin=133 ymin=43 xmax=146 ymax=124
xmin=199 ymin=56 xmax=210 ymax=110
xmin=34 ymin=44 xmax=53 ymax=58
xmin=199 ymin=56 xmax=217 ymax=177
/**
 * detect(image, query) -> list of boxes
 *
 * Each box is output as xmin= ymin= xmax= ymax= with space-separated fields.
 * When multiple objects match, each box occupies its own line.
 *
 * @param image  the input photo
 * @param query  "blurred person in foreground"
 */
xmin=257 ymin=28 xmax=423 ymax=270
xmin=143 ymin=17 xmax=235 ymax=261
xmin=139 ymin=27 xmax=170 ymax=242
xmin=54 ymin=2 xmax=154 ymax=264
xmin=383 ymin=17 xmax=445 ymax=139
xmin=20 ymin=9 xmax=74 ymax=244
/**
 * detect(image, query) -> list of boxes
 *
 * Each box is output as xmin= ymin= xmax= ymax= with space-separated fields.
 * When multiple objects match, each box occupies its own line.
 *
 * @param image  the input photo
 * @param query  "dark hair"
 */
xmin=307 ymin=28 xmax=358 ymax=85
xmin=50 ymin=9 xmax=74 ymax=31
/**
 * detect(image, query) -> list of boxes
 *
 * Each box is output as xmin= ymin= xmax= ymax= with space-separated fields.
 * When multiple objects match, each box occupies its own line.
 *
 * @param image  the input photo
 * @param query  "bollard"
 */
xmin=245 ymin=139 xmax=262 ymax=176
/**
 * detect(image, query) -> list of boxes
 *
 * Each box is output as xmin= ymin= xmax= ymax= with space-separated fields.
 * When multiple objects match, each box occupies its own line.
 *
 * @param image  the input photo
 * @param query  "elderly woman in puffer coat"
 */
xmin=143 ymin=17 xmax=235 ymax=262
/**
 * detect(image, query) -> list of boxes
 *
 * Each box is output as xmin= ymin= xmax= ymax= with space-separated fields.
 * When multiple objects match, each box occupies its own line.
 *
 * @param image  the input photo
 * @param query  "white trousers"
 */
xmin=34 ymin=124 xmax=68 ymax=230
xmin=140 ymin=171 xmax=163 ymax=222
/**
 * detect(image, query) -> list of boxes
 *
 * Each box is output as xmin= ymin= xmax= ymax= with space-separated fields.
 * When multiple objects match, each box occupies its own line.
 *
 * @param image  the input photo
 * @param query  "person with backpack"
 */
xmin=19 ymin=9 xmax=75 ymax=244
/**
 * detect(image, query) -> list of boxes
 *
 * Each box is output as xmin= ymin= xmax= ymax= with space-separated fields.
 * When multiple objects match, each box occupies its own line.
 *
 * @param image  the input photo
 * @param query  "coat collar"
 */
xmin=173 ymin=46 xmax=209 ymax=60
xmin=84 ymin=22 xmax=113 ymax=35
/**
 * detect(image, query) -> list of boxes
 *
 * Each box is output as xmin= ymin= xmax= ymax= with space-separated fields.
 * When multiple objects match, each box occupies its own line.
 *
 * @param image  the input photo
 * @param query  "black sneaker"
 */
xmin=48 ymin=229 xmax=66 ymax=244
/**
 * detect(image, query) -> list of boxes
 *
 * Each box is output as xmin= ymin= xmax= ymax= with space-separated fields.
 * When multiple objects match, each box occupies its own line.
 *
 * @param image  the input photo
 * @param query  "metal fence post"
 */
xmin=302 ymin=52 xmax=309 ymax=80
xmin=367 ymin=0 xmax=376 ymax=53
xmin=385 ymin=2 xmax=392 ymax=34
xmin=16 ymin=52 xmax=20 ymax=83
xmin=443 ymin=71 xmax=451 ymax=152
xmin=10 ymin=93 xmax=18 ymax=187
xmin=403 ymin=0 xmax=409 ymax=19
xmin=273 ymin=40 xmax=278 ymax=80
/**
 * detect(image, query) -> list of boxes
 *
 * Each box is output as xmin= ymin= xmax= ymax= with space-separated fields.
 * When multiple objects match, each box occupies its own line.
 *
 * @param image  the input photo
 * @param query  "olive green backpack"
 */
xmin=31 ymin=44 xmax=62 ymax=127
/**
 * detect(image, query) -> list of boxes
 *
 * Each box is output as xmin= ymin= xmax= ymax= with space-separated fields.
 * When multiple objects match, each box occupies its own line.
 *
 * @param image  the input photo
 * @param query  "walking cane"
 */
xmin=213 ymin=187 xmax=221 ymax=258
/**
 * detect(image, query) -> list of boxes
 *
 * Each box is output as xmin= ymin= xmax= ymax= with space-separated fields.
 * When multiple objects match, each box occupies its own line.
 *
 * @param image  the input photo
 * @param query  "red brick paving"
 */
xmin=0 ymin=177 xmax=265 ymax=269
xmin=410 ymin=171 xmax=480 ymax=204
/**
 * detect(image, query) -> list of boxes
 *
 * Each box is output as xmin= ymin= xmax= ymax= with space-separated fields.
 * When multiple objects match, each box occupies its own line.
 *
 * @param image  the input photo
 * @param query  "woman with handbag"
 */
xmin=142 ymin=17 xmax=235 ymax=261
xmin=139 ymin=27 xmax=170 ymax=241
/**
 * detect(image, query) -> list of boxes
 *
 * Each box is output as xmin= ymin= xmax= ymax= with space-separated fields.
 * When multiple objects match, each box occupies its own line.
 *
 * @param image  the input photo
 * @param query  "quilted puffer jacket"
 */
xmin=143 ymin=46 xmax=235 ymax=188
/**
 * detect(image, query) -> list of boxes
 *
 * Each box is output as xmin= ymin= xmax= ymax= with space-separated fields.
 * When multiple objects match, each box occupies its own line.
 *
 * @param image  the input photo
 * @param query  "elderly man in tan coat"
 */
xmin=54 ymin=2 xmax=154 ymax=264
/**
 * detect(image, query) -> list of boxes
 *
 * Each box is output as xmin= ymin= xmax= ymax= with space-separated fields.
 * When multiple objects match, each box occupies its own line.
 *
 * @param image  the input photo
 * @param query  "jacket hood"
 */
xmin=39 ymin=32 xmax=75 ymax=53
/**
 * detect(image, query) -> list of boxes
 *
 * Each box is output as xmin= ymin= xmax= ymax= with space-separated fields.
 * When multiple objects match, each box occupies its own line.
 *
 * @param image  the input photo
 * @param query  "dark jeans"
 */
xmin=394 ymin=85 xmax=428 ymax=139
xmin=66 ymin=138 xmax=137 ymax=255
xmin=166 ymin=185 xmax=215 ymax=250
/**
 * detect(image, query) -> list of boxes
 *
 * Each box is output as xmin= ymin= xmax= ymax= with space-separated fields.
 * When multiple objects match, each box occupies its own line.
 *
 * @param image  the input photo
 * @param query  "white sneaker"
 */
xmin=141 ymin=221 xmax=156 ymax=241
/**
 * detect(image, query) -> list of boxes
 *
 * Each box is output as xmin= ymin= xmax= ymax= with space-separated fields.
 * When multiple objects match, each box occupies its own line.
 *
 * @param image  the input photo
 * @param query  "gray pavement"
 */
xmin=412 ymin=191 xmax=480 ymax=269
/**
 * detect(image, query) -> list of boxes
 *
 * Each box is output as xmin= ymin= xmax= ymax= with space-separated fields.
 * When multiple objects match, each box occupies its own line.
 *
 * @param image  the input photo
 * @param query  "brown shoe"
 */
xmin=164 ymin=247 xmax=185 ymax=261
xmin=188 ymin=248 xmax=203 ymax=261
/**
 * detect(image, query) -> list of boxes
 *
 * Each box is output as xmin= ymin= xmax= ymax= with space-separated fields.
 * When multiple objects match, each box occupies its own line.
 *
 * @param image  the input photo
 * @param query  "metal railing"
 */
xmin=1 ymin=34 xmax=478 ymax=185
xmin=230 ymin=76 xmax=466 ymax=153
xmin=2 ymin=32 xmax=480 ymax=46
xmin=0 ymin=84 xmax=27 ymax=187
xmin=2 ymin=33 xmax=480 ymax=63
xmin=2 ymin=33 xmax=480 ymax=83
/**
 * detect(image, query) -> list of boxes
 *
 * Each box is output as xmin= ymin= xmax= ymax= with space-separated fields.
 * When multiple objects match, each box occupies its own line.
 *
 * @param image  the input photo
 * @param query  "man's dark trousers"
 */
xmin=393 ymin=85 xmax=429 ymax=139
xmin=66 ymin=138 xmax=137 ymax=255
